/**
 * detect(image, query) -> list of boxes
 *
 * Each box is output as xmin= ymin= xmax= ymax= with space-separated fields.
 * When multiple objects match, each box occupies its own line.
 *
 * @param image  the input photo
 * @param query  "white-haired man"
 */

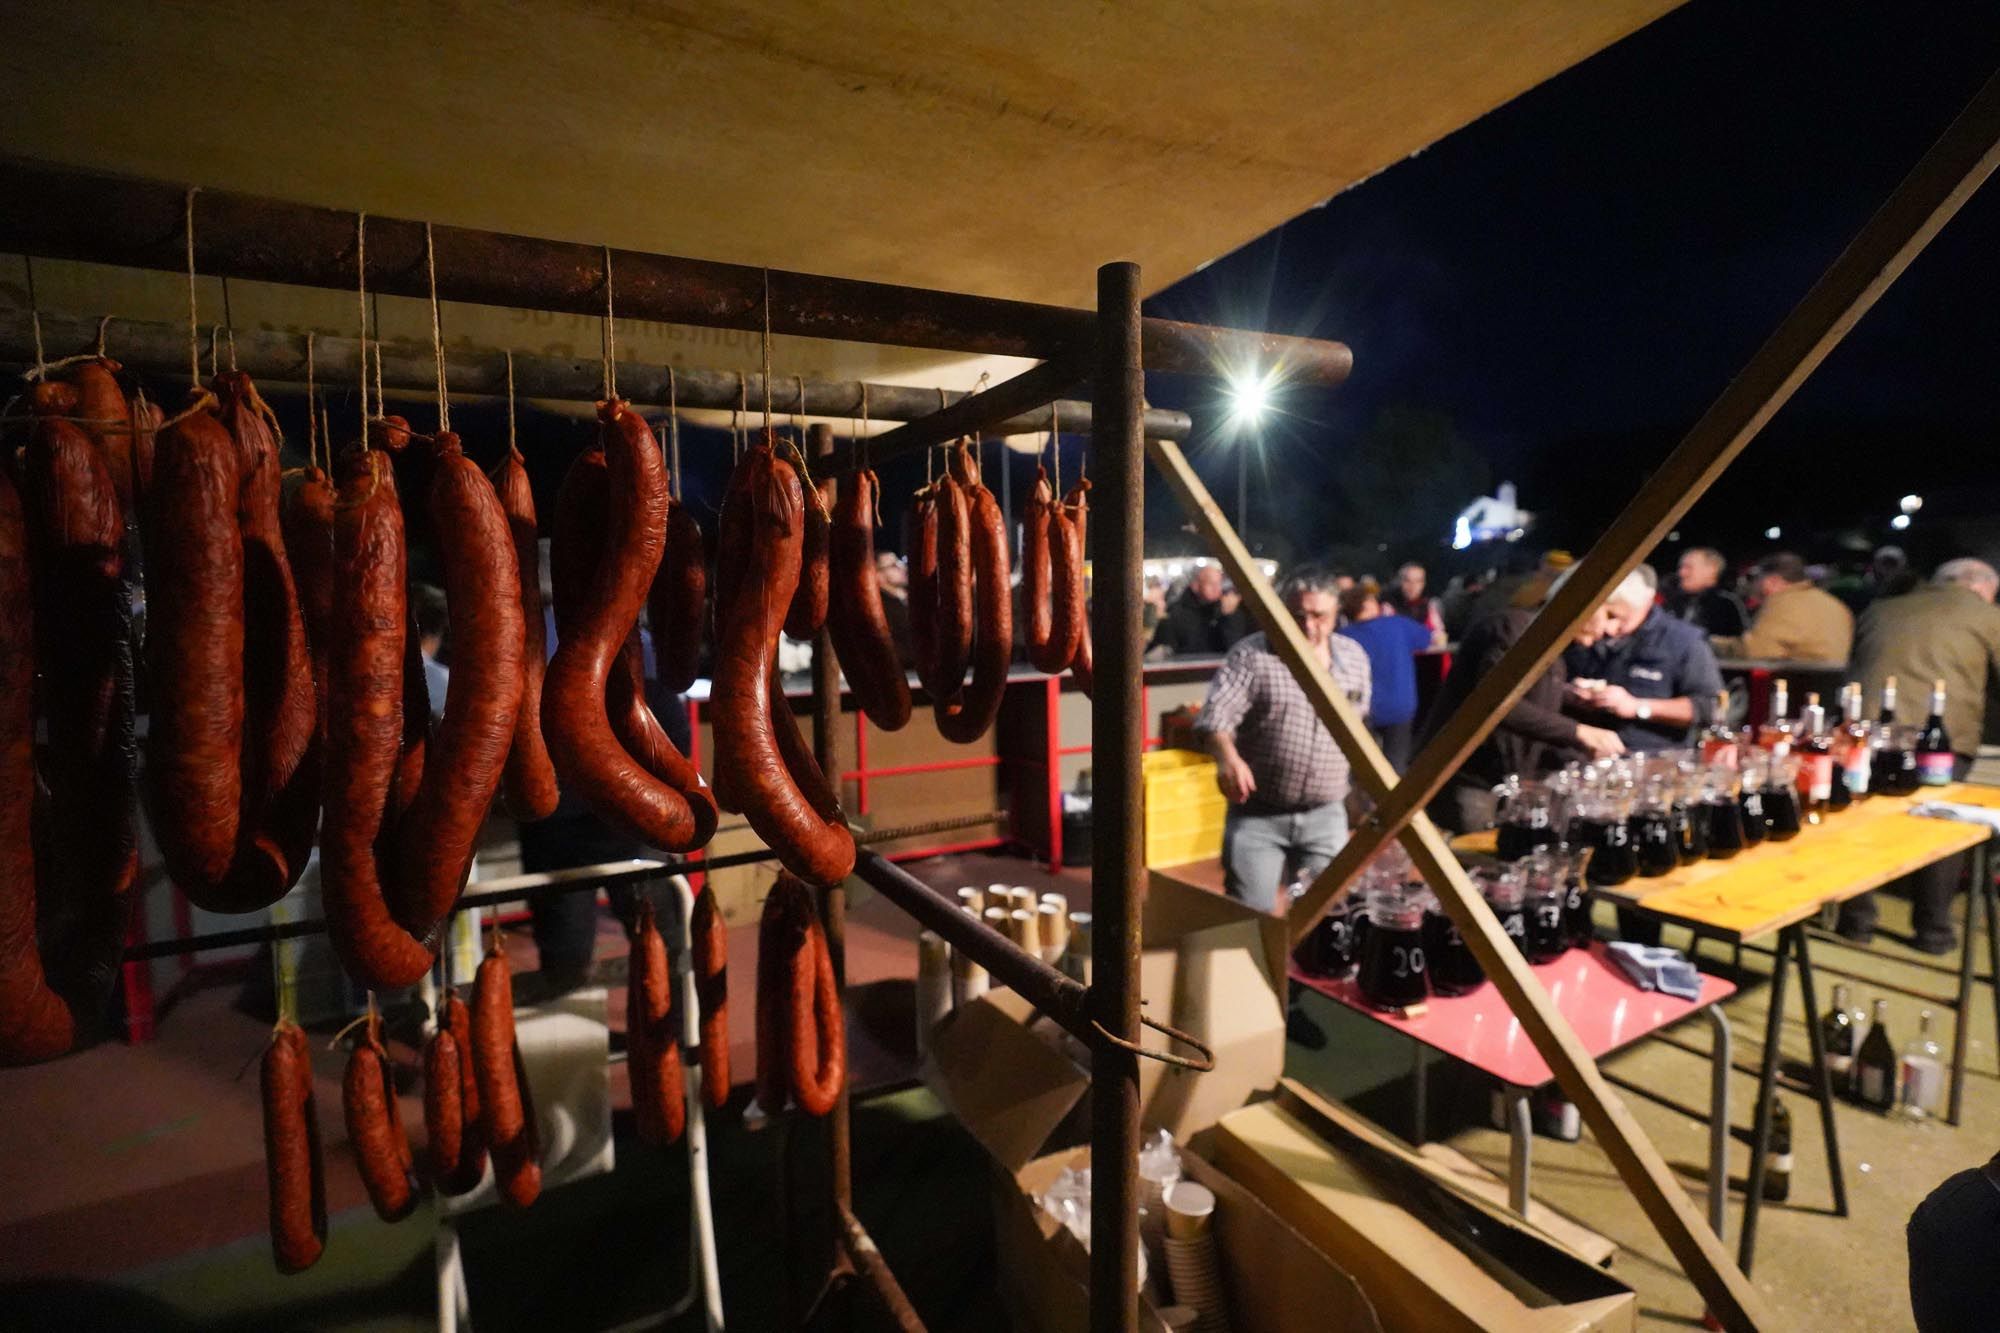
xmin=1665 ymin=547 xmax=1748 ymax=637
xmin=1839 ymin=558 xmax=2000 ymax=951
xmin=1566 ymin=565 xmax=1726 ymax=754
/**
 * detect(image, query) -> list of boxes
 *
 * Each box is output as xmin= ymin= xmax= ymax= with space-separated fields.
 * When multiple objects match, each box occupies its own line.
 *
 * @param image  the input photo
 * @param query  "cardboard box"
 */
xmin=923 ymin=871 xmax=1287 ymax=1158
xmin=1212 ymin=1094 xmax=1636 ymax=1333
xmin=994 ymin=1141 xmax=1383 ymax=1333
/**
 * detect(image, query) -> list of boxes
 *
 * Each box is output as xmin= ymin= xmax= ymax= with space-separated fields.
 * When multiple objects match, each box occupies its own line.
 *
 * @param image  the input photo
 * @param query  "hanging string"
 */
xmin=858 ymin=382 xmax=870 ymax=472
xmin=19 ymin=256 xmax=47 ymax=373
xmin=320 ymin=394 xmax=333 ymax=458
xmin=208 ymin=325 xmax=221 ymax=380
xmin=184 ymin=189 xmax=202 ymax=388
xmin=759 ymin=269 xmax=773 ymax=437
xmin=221 ymin=276 xmax=237 ymax=369
xmin=505 ymin=351 xmax=517 ymax=457
xmin=424 ymin=223 xmax=450 ymax=432
xmin=794 ymin=374 xmax=807 ymax=449
xmin=95 ymin=315 xmax=111 ymax=358
xmin=601 ymin=245 xmax=618 ymax=401
xmin=305 ymin=331 xmax=318 ymax=470
xmin=666 ymin=366 xmax=682 ymax=500
xmin=1050 ymin=401 xmax=1060 ymax=494
xmin=371 ymin=293 xmax=384 ymax=421
xmin=355 ymin=212 xmax=370 ymax=426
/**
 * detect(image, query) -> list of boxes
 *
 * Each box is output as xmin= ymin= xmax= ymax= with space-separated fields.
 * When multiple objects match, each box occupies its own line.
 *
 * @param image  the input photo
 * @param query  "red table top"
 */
xmin=1290 ymin=942 xmax=1737 ymax=1089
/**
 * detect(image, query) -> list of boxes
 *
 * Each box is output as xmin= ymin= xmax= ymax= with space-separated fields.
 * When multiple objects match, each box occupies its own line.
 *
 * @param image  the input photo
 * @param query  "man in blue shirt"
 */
xmin=1338 ymin=582 xmax=1434 ymax=771
xmin=1564 ymin=565 xmax=1724 ymax=752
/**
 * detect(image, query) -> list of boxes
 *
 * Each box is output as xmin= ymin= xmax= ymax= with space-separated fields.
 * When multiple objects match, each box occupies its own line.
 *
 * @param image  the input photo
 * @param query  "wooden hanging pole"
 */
xmin=1147 ymin=436 xmax=1774 ymax=1332
xmin=1290 ymin=63 xmax=2000 ymax=943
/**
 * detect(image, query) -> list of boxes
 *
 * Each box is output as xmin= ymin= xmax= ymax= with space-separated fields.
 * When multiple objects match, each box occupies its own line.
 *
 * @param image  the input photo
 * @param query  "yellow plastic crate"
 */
xmin=1143 ymin=751 xmax=1225 ymax=866
xmin=1147 ymin=815 xmax=1226 ymax=868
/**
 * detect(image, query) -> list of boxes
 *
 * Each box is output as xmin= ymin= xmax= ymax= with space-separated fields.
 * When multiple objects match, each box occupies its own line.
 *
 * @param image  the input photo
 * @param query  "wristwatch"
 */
xmin=1634 ymin=701 xmax=1653 ymax=722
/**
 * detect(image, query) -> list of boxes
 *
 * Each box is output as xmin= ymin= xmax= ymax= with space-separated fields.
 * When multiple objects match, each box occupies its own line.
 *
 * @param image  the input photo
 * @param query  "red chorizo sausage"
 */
xmin=711 ymin=444 xmax=855 ymax=885
xmin=23 ymin=408 xmax=138 ymax=1014
xmin=390 ymin=433 xmax=525 ymax=939
xmin=754 ymin=883 xmax=790 ymax=1114
xmin=1042 ymin=500 xmax=1084 ymax=675
xmin=928 ymin=475 xmax=973 ymax=701
xmin=442 ymin=988 xmax=487 ymax=1191
xmin=0 ymin=468 xmax=75 ymax=1066
xmin=473 ymin=946 xmax=541 ymax=1208
xmin=1021 ymin=467 xmax=1055 ymax=668
xmin=784 ymin=466 xmax=829 ymax=639
xmin=1064 ymin=481 xmax=1094 ymax=699
xmin=342 ymin=1014 xmax=416 ymax=1222
xmin=907 ymin=486 xmax=940 ymax=696
xmin=142 ymin=391 xmax=246 ymax=894
xmin=626 ymin=899 xmax=685 ymax=1145
xmin=935 ymin=450 xmax=1012 ymax=745
xmin=215 ymin=371 xmax=316 ymax=808
xmin=492 ymin=446 xmax=560 ymax=823
xmin=542 ymin=403 xmax=715 ymax=853
xmin=785 ymin=880 xmax=844 ymax=1117
xmin=281 ymin=467 xmax=337 ymax=720
xmin=423 ymin=1022 xmax=466 ymax=1189
xmin=690 ymin=889 xmax=730 ymax=1110
xmin=262 ymin=1021 xmax=326 ymax=1273
xmin=649 ymin=495 xmax=706 ymax=696
xmin=826 ymin=469 xmax=912 ymax=731
xmin=322 ymin=451 xmax=434 ymax=989
xmin=128 ymin=390 xmax=162 ymax=508
xmin=63 ymin=358 xmax=137 ymax=517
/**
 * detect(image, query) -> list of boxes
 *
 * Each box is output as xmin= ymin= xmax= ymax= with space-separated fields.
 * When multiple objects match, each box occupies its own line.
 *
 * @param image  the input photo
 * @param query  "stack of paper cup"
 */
xmin=987 ymin=883 xmax=1014 ymax=914
xmin=915 ymin=931 xmax=952 ymax=1055
xmin=1065 ymin=912 xmax=1094 ymax=985
xmin=958 ymin=886 xmax=986 ymax=916
xmin=1160 ymin=1181 xmax=1228 ymax=1332
xmin=1038 ymin=903 xmax=1069 ymax=963
xmin=1155 ymin=1308 xmax=1199 ymax=1332
xmin=954 ymin=905 xmax=989 ymax=1003
xmin=1011 ymin=885 xmax=1039 ymax=915
xmin=1012 ymin=907 xmax=1041 ymax=957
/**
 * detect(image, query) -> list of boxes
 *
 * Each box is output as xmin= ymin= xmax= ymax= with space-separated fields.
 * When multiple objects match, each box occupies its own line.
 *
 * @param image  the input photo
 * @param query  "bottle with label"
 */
xmin=1837 ymin=682 xmax=1872 ymax=804
xmin=1855 ymin=999 xmax=1898 ymax=1112
xmin=1821 ymin=981 xmax=1856 ymax=1083
xmin=1795 ymin=694 xmax=1834 ymax=825
xmin=1759 ymin=1097 xmax=1793 ymax=1202
xmin=1846 ymin=992 xmax=1872 ymax=1099
xmin=1916 ymin=679 xmax=1954 ymax=786
xmin=1756 ymin=678 xmax=1794 ymax=758
xmin=1699 ymin=690 xmax=1739 ymax=768
xmin=1870 ymin=676 xmax=1913 ymax=797
xmin=1900 ymin=1009 xmax=1945 ymax=1119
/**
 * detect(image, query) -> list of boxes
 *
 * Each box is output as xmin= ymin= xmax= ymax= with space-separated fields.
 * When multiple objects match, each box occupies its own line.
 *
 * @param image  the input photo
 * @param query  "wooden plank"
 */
xmin=1291 ymin=67 xmax=2000 ymax=939
xmin=1148 ymin=437 xmax=1774 ymax=1331
xmin=1413 ymin=1141 xmax=1620 ymax=1268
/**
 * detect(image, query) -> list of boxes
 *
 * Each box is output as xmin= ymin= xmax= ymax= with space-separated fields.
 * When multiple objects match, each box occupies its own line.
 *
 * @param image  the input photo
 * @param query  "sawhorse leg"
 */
xmin=1792 ymin=925 xmax=1848 ymax=1218
xmin=1737 ymin=927 xmax=1790 ymax=1274
xmin=1950 ymin=840 xmax=1992 ymax=1126
xmin=1506 ymin=1088 xmax=1533 ymax=1217
xmin=1706 ymin=1003 xmax=1731 ymax=1241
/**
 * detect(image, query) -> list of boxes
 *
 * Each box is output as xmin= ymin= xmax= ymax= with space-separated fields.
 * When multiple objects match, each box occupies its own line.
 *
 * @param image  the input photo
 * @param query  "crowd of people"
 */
xmin=1193 ymin=545 xmax=2000 ymax=951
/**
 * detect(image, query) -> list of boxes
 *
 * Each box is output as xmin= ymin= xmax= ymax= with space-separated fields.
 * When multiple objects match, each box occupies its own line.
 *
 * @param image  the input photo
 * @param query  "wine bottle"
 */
xmin=1760 ymin=1097 xmax=1793 ymax=1202
xmin=1821 ymin=981 xmax=1856 ymax=1082
xmin=1916 ymin=679 xmax=1954 ymax=787
xmin=1700 ymin=689 xmax=1738 ymax=768
xmin=1757 ymin=678 xmax=1793 ymax=758
xmin=1838 ymin=682 xmax=1872 ymax=804
xmin=1796 ymin=693 xmax=1833 ymax=825
xmin=1855 ymin=999 xmax=1898 ymax=1112
xmin=1877 ymin=674 xmax=1899 ymax=727
xmin=1899 ymin=1009 xmax=1944 ymax=1119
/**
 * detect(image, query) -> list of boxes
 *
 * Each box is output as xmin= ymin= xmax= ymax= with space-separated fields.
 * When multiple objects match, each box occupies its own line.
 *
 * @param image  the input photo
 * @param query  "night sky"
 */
xmin=1143 ymin=2 xmax=2000 ymax=581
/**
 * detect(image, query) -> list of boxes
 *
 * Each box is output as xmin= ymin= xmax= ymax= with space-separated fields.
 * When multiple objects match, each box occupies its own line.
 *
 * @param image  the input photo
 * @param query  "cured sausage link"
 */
xmin=493 ymin=446 xmax=560 ymax=823
xmin=1021 ymin=467 xmax=1056 ymax=668
xmin=342 ymin=1015 xmax=417 ymax=1222
xmin=649 ymin=496 xmax=707 ymax=696
xmin=391 ymin=433 xmax=525 ymax=939
xmin=711 ymin=444 xmax=855 ymax=886
xmin=907 ymin=487 xmax=941 ymax=697
xmin=927 ymin=475 xmax=973 ymax=701
xmin=423 ymin=1024 xmax=467 ymax=1190
xmin=754 ymin=876 xmax=845 ymax=1118
xmin=1064 ymin=481 xmax=1094 ymax=699
xmin=262 ymin=1022 xmax=326 ymax=1273
xmin=691 ymin=889 xmax=730 ymax=1109
xmin=322 ymin=452 xmax=434 ymax=989
xmin=0 ymin=469 xmax=75 ymax=1065
xmin=935 ymin=450 xmax=1012 ymax=745
xmin=1042 ymin=501 xmax=1084 ymax=675
xmin=826 ymin=469 xmax=912 ymax=731
xmin=280 ymin=467 xmax=337 ymax=732
xmin=474 ymin=946 xmax=542 ymax=1209
xmin=441 ymin=989 xmax=487 ymax=1192
xmin=784 ymin=466 xmax=829 ymax=639
xmin=542 ymin=403 xmax=715 ymax=853
xmin=626 ymin=899 xmax=685 ymax=1145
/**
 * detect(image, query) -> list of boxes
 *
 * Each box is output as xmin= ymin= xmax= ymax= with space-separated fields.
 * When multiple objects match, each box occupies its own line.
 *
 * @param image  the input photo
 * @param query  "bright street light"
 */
xmin=1764 ymin=526 xmax=1782 ymax=540
xmin=1891 ymin=513 xmax=1912 ymax=531
xmin=1226 ymin=366 xmax=1273 ymax=428
xmin=1899 ymin=494 xmax=1923 ymax=514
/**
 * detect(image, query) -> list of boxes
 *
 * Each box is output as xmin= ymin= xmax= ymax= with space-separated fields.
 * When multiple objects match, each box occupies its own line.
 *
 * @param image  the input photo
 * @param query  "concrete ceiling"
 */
xmin=1 ymin=1 xmax=1678 ymax=310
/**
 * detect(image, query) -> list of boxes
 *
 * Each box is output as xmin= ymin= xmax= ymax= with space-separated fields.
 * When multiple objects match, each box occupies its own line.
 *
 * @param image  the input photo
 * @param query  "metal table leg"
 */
xmin=1411 ymin=1043 xmax=1429 ymax=1145
xmin=1507 ymin=1089 xmax=1533 ymax=1218
xmin=1705 ymin=1003 xmax=1731 ymax=1242
xmin=1950 ymin=840 xmax=1989 ymax=1126
xmin=1791 ymin=926 xmax=1847 ymax=1216
xmin=1737 ymin=926 xmax=1792 ymax=1274
xmin=1986 ymin=868 xmax=2000 ymax=1101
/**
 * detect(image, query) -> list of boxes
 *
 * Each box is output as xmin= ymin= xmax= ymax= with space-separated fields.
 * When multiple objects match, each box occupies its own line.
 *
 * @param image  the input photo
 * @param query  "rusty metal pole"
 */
xmin=1088 ymin=261 xmax=1145 ymax=1333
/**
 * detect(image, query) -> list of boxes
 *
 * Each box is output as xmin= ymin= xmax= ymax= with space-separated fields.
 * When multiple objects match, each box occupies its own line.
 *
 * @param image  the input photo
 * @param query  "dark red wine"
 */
xmin=1296 ymin=900 xmax=1358 ymax=978
xmin=1496 ymin=821 xmax=1559 ymax=862
xmin=1422 ymin=909 xmax=1485 ymax=995
xmin=1673 ymin=801 xmax=1707 ymax=864
xmin=1762 ymin=783 xmax=1802 ymax=840
xmin=1562 ymin=874 xmax=1594 ymax=947
xmin=1738 ymin=788 xmax=1768 ymax=845
xmin=1577 ymin=818 xmax=1637 ymax=886
xmin=1634 ymin=812 xmax=1678 ymax=877
xmin=1525 ymin=892 xmax=1568 ymax=963
xmin=1357 ymin=924 xmax=1428 ymax=1010
xmin=1705 ymin=798 xmax=1745 ymax=858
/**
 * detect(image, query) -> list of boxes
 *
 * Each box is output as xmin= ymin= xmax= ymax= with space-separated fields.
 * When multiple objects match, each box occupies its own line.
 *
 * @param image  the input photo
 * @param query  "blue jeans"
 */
xmin=1221 ymin=801 xmax=1349 ymax=913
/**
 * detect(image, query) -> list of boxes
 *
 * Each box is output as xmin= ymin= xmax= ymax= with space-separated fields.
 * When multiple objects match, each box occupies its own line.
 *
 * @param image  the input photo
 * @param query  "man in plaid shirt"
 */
xmin=1195 ymin=568 xmax=1371 ymax=911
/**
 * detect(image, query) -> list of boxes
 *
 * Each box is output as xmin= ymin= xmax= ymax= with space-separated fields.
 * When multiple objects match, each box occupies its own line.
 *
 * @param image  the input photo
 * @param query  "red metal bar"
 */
xmin=119 ymin=906 xmax=156 ymax=1043
xmin=840 ymin=755 xmax=1001 ymax=782
xmin=1046 ymin=676 xmax=1064 ymax=874
xmin=885 ymin=837 xmax=1006 ymax=864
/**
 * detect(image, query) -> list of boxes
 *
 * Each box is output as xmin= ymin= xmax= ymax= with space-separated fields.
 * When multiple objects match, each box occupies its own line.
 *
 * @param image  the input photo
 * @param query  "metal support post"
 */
xmin=1790 ymin=927 xmax=1847 ymax=1216
xmin=1088 ymin=260 xmax=1146 ymax=1333
xmin=1706 ymin=1004 xmax=1732 ymax=1242
xmin=1506 ymin=1090 xmax=1533 ymax=1218
xmin=1738 ymin=928 xmax=1793 ymax=1274
xmin=1950 ymin=839 xmax=1989 ymax=1125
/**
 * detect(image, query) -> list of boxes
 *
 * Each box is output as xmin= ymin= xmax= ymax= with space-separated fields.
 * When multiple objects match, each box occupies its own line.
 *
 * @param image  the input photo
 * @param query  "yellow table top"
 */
xmin=1451 ymin=785 xmax=1995 ymax=941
